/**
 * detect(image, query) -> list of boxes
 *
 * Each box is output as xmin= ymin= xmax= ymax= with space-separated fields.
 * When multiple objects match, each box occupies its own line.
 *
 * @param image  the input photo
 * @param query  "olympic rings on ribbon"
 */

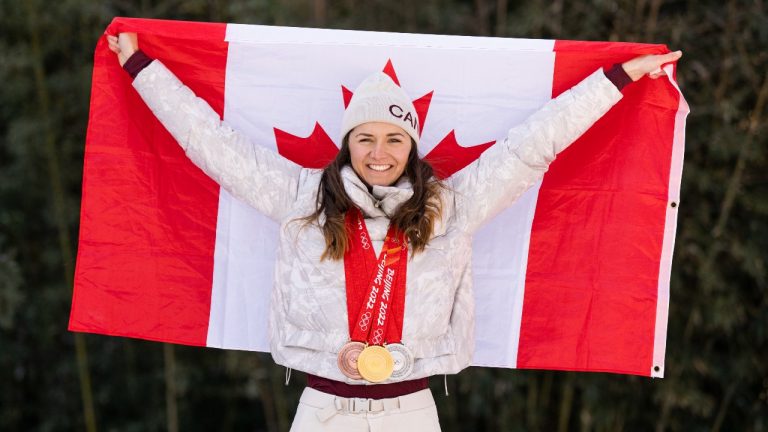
xmin=360 ymin=233 xmax=371 ymax=250
xmin=371 ymin=328 xmax=384 ymax=344
xmin=358 ymin=311 xmax=371 ymax=330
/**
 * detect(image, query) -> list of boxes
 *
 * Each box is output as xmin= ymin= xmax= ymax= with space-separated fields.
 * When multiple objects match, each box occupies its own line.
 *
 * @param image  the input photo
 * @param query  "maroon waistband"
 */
xmin=306 ymin=374 xmax=429 ymax=399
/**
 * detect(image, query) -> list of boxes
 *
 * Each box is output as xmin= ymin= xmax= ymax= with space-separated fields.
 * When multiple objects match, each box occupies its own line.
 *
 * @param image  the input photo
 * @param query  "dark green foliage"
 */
xmin=1 ymin=0 xmax=765 ymax=430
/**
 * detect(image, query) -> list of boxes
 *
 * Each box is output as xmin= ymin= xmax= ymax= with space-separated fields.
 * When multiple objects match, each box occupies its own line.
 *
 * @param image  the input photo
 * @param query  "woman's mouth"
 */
xmin=367 ymin=164 xmax=393 ymax=172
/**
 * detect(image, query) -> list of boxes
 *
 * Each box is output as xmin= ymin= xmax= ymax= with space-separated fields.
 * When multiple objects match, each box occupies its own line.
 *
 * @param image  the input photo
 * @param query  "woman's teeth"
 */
xmin=368 ymin=164 xmax=392 ymax=172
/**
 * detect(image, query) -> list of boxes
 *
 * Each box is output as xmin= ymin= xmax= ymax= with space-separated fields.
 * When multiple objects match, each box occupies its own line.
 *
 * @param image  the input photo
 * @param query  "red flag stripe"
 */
xmin=69 ymin=18 xmax=228 ymax=346
xmin=516 ymin=40 xmax=679 ymax=375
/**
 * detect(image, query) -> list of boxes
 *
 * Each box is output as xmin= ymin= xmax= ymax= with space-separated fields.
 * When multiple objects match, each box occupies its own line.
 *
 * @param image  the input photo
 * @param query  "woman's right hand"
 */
xmin=106 ymin=32 xmax=139 ymax=67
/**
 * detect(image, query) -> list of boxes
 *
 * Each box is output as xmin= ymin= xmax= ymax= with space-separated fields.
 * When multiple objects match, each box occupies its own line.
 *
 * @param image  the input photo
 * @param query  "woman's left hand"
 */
xmin=622 ymin=50 xmax=682 ymax=81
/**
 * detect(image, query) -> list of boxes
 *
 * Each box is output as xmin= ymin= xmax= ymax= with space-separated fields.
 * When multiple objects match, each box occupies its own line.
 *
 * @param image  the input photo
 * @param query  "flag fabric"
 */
xmin=70 ymin=17 xmax=688 ymax=378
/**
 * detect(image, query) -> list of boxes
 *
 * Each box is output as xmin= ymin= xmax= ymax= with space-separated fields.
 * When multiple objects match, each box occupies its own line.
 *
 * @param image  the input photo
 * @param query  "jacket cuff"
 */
xmin=123 ymin=50 xmax=154 ymax=79
xmin=604 ymin=63 xmax=633 ymax=91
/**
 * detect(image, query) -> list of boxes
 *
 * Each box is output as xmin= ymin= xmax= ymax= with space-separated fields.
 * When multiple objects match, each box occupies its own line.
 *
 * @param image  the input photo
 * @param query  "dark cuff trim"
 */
xmin=604 ymin=63 xmax=633 ymax=91
xmin=123 ymin=50 xmax=154 ymax=80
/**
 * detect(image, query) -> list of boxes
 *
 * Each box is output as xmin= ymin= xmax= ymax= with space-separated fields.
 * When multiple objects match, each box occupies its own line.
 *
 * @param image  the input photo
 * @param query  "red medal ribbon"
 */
xmin=343 ymin=207 xmax=408 ymax=346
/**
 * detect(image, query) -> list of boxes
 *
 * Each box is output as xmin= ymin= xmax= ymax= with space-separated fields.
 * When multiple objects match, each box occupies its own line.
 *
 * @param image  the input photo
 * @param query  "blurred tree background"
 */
xmin=1 ymin=0 xmax=766 ymax=430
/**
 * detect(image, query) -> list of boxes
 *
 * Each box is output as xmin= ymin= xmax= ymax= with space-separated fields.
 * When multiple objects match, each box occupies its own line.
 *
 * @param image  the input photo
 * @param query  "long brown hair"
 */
xmin=302 ymin=133 xmax=444 ymax=260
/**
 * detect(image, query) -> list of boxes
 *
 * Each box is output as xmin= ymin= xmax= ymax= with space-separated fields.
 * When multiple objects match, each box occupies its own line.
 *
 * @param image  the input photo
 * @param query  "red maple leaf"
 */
xmin=424 ymin=131 xmax=494 ymax=179
xmin=274 ymin=122 xmax=338 ymax=169
xmin=273 ymin=60 xmax=494 ymax=178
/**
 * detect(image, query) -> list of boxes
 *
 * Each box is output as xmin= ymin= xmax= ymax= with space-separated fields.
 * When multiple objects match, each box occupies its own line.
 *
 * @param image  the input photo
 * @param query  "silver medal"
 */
xmin=386 ymin=343 xmax=414 ymax=380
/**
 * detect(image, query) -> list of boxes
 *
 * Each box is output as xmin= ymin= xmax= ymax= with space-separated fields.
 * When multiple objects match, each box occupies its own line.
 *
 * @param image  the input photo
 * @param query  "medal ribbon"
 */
xmin=343 ymin=207 xmax=408 ymax=346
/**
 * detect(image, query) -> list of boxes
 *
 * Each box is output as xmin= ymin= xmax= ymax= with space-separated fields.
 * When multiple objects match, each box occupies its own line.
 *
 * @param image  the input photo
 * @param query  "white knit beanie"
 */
xmin=340 ymin=72 xmax=420 ymax=145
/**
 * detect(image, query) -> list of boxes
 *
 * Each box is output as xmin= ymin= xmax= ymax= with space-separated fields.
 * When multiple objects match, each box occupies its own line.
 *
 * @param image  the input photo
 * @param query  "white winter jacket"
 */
xmin=132 ymin=60 xmax=623 ymax=384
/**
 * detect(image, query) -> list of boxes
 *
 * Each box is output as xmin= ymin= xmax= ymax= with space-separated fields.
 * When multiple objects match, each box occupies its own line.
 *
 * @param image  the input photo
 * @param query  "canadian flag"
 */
xmin=70 ymin=17 xmax=688 ymax=377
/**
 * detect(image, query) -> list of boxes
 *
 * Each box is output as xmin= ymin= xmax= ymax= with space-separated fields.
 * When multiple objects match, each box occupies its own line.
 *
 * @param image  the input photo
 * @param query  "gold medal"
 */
xmin=357 ymin=345 xmax=394 ymax=383
xmin=337 ymin=341 xmax=365 ymax=380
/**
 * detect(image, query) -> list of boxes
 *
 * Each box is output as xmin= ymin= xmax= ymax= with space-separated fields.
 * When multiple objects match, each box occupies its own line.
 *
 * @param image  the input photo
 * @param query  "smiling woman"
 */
xmin=105 ymin=31 xmax=681 ymax=432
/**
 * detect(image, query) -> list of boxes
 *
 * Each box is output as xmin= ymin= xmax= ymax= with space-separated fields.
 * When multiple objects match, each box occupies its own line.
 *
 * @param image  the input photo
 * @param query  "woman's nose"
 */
xmin=370 ymin=140 xmax=386 ymax=159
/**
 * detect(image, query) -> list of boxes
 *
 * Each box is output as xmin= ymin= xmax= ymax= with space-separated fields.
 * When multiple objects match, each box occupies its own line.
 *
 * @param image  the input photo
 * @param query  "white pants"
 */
xmin=289 ymin=387 xmax=442 ymax=432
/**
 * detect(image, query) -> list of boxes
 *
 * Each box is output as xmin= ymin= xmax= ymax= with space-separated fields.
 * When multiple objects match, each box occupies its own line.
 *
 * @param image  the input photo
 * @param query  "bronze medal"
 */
xmin=337 ymin=341 xmax=365 ymax=380
xmin=357 ymin=345 xmax=394 ymax=383
xmin=386 ymin=343 xmax=414 ymax=380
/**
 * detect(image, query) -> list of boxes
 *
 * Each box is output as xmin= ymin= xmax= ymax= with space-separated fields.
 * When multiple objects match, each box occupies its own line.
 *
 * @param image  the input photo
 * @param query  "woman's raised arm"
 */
xmin=107 ymin=33 xmax=308 ymax=223
xmin=448 ymin=51 xmax=682 ymax=233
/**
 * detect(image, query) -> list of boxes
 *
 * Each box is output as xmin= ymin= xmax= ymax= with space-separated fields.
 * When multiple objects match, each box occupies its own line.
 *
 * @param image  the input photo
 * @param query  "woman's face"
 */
xmin=348 ymin=122 xmax=412 ymax=187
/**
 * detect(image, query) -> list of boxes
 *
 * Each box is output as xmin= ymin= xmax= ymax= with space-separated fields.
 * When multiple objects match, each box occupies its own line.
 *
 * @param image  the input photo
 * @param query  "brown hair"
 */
xmin=302 ymin=133 xmax=444 ymax=260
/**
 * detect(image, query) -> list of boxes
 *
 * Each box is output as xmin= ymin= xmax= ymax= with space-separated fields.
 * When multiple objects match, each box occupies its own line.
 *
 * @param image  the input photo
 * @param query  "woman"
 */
xmin=107 ymin=32 xmax=680 ymax=431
